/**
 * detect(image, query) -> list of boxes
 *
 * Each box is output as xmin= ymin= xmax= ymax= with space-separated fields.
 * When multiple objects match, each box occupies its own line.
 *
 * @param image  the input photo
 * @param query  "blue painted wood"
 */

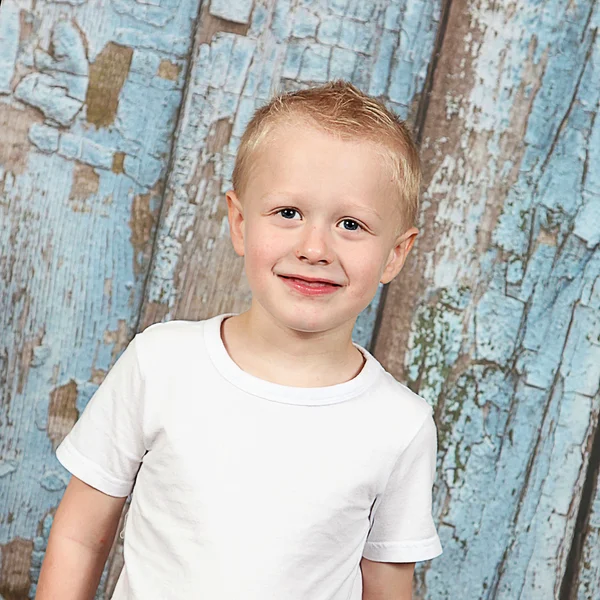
xmin=374 ymin=0 xmax=600 ymax=598
xmin=1 ymin=0 xmax=597 ymax=598
xmin=578 ymin=470 xmax=600 ymax=599
xmin=0 ymin=0 xmax=202 ymax=596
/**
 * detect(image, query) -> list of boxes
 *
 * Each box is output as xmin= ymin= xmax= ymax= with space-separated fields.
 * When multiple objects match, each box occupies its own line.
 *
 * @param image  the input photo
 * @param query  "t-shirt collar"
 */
xmin=204 ymin=313 xmax=382 ymax=406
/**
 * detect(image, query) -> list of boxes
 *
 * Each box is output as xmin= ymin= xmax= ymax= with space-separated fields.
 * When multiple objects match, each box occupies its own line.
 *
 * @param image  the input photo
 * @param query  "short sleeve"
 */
xmin=56 ymin=334 xmax=147 ymax=497
xmin=363 ymin=411 xmax=443 ymax=562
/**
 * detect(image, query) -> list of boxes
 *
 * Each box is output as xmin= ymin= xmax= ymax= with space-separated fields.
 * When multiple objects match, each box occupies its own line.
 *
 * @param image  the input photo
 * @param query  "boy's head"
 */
xmin=226 ymin=81 xmax=421 ymax=334
xmin=232 ymin=81 xmax=421 ymax=234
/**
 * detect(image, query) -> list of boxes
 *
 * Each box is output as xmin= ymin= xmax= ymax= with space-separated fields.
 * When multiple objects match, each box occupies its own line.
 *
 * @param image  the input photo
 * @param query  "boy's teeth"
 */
xmin=293 ymin=278 xmax=331 ymax=286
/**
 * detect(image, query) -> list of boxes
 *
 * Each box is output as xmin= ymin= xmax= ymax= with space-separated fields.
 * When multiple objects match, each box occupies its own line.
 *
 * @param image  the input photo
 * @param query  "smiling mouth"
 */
xmin=277 ymin=275 xmax=342 ymax=296
xmin=278 ymin=275 xmax=341 ymax=287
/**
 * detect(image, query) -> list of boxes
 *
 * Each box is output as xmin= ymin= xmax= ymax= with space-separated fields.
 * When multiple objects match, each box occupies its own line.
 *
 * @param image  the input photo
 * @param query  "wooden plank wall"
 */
xmin=0 ymin=0 xmax=203 ymax=595
xmin=0 ymin=0 xmax=598 ymax=598
xmin=374 ymin=1 xmax=600 ymax=598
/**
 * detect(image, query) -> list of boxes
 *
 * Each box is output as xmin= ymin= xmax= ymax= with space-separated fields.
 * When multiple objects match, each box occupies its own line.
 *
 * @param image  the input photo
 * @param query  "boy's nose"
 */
xmin=295 ymin=225 xmax=333 ymax=264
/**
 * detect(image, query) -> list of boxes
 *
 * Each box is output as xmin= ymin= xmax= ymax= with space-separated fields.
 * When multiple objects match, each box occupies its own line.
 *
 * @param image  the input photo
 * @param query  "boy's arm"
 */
xmin=360 ymin=557 xmax=415 ymax=600
xmin=36 ymin=475 xmax=127 ymax=599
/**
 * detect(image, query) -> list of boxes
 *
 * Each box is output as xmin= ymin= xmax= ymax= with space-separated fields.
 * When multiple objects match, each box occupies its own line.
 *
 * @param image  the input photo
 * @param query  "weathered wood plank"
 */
xmin=138 ymin=0 xmax=443 ymax=350
xmin=0 ymin=0 xmax=202 ymax=596
xmin=373 ymin=0 xmax=600 ymax=598
xmin=575 ymin=448 xmax=600 ymax=598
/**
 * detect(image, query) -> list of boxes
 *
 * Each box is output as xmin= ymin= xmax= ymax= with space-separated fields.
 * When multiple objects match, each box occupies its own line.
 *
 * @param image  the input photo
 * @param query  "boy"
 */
xmin=37 ymin=81 xmax=442 ymax=600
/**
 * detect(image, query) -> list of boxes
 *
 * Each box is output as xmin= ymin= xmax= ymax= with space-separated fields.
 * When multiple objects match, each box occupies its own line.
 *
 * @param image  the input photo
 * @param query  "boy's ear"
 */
xmin=226 ymin=190 xmax=245 ymax=257
xmin=380 ymin=227 xmax=419 ymax=284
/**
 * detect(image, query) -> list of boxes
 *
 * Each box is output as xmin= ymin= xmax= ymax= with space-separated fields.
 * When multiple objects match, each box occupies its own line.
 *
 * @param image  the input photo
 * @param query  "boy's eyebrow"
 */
xmin=260 ymin=192 xmax=297 ymax=203
xmin=343 ymin=202 xmax=383 ymax=220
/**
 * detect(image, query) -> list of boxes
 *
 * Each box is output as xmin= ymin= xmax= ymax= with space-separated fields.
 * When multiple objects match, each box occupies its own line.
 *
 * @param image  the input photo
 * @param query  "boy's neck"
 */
xmin=220 ymin=305 xmax=366 ymax=388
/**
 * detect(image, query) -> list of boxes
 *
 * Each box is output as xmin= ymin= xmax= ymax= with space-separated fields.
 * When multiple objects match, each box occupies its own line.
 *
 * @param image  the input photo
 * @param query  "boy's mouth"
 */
xmin=278 ymin=274 xmax=341 ymax=287
xmin=277 ymin=274 xmax=342 ymax=296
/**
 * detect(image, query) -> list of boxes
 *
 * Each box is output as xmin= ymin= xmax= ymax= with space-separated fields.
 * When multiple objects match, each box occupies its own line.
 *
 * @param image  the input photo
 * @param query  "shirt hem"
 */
xmin=56 ymin=438 xmax=133 ymax=498
xmin=362 ymin=535 xmax=443 ymax=562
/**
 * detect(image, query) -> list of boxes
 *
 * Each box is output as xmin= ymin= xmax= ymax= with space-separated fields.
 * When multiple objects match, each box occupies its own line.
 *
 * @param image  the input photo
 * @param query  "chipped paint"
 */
xmin=47 ymin=380 xmax=79 ymax=451
xmin=209 ymin=0 xmax=254 ymax=25
xmin=90 ymin=368 xmax=107 ymax=384
xmin=112 ymin=151 xmax=126 ymax=174
xmin=18 ymin=10 xmax=33 ymax=44
xmin=15 ymin=20 xmax=88 ymax=126
xmin=129 ymin=191 xmax=158 ymax=275
xmin=0 ymin=538 xmax=33 ymax=599
xmin=157 ymin=59 xmax=181 ymax=81
xmin=2 ymin=1 xmax=597 ymax=599
xmin=0 ymin=0 xmax=203 ymax=596
xmin=69 ymin=162 xmax=100 ymax=204
xmin=103 ymin=319 xmax=131 ymax=361
xmin=29 ymin=511 xmax=54 ymax=598
xmin=0 ymin=0 xmax=20 ymax=94
xmin=0 ymin=103 xmax=43 ymax=175
xmin=86 ymin=42 xmax=133 ymax=128
xmin=375 ymin=0 xmax=600 ymax=597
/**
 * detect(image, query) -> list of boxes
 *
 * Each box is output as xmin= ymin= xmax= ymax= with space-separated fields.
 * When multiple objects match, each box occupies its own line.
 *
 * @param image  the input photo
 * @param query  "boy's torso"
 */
xmin=91 ymin=315 xmax=430 ymax=599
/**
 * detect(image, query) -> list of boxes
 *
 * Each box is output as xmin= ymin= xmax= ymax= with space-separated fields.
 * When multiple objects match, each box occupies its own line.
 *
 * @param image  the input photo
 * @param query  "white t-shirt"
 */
xmin=56 ymin=313 xmax=442 ymax=599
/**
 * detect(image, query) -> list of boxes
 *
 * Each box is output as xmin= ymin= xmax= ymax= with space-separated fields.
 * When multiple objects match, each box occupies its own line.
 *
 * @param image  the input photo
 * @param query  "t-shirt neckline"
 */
xmin=204 ymin=313 xmax=382 ymax=406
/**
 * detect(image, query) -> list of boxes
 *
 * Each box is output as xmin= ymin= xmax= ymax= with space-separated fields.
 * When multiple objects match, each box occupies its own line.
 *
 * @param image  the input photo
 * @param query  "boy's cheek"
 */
xmin=350 ymin=249 xmax=387 ymax=278
xmin=245 ymin=229 xmax=286 ymax=261
xmin=242 ymin=245 xmax=279 ymax=285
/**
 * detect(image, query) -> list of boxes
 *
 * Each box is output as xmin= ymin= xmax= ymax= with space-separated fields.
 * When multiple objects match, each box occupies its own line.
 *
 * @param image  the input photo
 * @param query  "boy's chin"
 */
xmin=269 ymin=306 xmax=358 ymax=335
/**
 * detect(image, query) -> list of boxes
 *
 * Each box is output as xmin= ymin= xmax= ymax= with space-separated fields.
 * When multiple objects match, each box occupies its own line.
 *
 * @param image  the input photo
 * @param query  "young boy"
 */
xmin=37 ymin=81 xmax=442 ymax=600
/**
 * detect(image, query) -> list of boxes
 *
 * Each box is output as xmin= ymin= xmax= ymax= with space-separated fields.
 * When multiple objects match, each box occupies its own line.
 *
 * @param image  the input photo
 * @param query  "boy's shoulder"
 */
xmin=134 ymin=317 xmax=211 ymax=364
xmin=372 ymin=364 xmax=435 ymax=426
xmin=140 ymin=318 xmax=205 ymax=338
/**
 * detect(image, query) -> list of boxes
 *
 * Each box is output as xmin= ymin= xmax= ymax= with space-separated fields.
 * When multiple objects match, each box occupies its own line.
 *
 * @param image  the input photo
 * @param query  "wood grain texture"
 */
xmin=138 ymin=0 xmax=443 ymax=351
xmin=373 ymin=0 xmax=600 ymax=598
xmin=0 ymin=0 xmax=202 ymax=596
xmin=2 ymin=0 xmax=598 ymax=598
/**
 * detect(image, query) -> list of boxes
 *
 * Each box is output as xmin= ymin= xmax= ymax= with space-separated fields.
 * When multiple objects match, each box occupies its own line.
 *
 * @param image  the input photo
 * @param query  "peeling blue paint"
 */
xmin=292 ymin=7 xmax=319 ymax=39
xmin=0 ymin=0 xmax=204 ymax=595
xmin=0 ymin=460 xmax=19 ymax=478
xmin=0 ymin=0 xmax=20 ymax=94
xmin=316 ymin=15 xmax=342 ymax=45
xmin=15 ymin=20 xmax=88 ymax=126
xmin=3 ymin=0 xmax=595 ymax=598
xmin=282 ymin=41 xmax=306 ymax=80
xmin=39 ymin=471 xmax=68 ymax=492
xmin=329 ymin=47 xmax=357 ymax=81
xmin=410 ymin=1 xmax=600 ymax=597
xmin=209 ymin=0 xmax=254 ymax=25
xmin=298 ymin=43 xmax=331 ymax=83
xmin=29 ymin=124 xmax=60 ymax=153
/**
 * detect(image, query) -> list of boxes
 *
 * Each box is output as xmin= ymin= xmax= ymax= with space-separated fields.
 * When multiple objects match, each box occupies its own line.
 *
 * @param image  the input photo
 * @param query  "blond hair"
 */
xmin=232 ymin=80 xmax=421 ymax=233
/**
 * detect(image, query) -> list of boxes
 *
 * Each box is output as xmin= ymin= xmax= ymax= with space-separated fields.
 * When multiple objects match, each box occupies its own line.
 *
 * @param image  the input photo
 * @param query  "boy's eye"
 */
xmin=340 ymin=219 xmax=362 ymax=231
xmin=278 ymin=208 xmax=300 ymax=219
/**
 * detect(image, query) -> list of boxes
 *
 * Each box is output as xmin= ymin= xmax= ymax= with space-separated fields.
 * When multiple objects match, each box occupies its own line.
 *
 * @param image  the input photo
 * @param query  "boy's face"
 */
xmin=226 ymin=121 xmax=418 ymax=335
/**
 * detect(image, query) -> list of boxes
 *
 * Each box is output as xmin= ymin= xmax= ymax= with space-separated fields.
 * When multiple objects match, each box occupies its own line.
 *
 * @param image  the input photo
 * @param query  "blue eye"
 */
xmin=279 ymin=208 xmax=300 ymax=219
xmin=340 ymin=219 xmax=361 ymax=231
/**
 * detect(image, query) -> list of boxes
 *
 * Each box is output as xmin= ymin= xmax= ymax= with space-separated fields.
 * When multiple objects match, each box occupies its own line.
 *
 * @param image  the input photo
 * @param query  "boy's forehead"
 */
xmin=249 ymin=118 xmax=392 ymax=179
xmin=257 ymin=116 xmax=383 ymax=153
xmin=253 ymin=146 xmax=385 ymax=196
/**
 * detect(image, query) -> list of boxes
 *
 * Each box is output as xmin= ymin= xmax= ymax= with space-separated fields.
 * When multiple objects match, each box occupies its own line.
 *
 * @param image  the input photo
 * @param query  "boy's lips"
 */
xmin=277 ymin=273 xmax=342 ymax=296
xmin=278 ymin=273 xmax=342 ymax=286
